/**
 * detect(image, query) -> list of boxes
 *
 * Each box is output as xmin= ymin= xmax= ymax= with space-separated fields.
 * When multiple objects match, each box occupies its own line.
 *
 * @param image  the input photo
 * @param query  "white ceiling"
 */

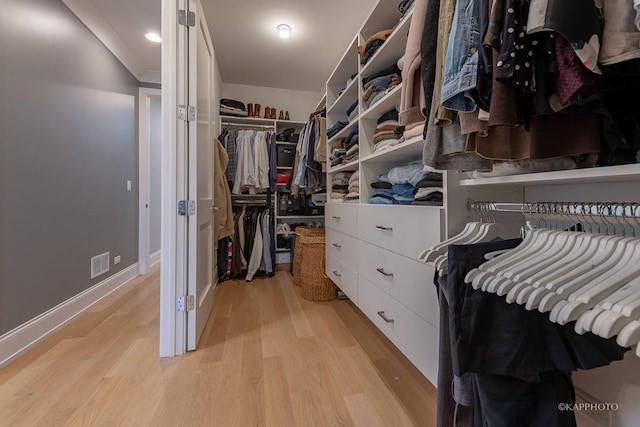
xmin=71 ymin=0 xmax=379 ymax=93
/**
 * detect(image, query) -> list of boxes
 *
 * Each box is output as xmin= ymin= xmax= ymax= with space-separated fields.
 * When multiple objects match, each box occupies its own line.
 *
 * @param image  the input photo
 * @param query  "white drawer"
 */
xmin=358 ymin=240 xmax=439 ymax=328
xmin=357 ymin=205 xmax=444 ymax=260
xmin=326 ymin=253 xmax=358 ymax=305
xmin=326 ymin=228 xmax=359 ymax=270
xmin=358 ymin=276 xmax=439 ymax=385
xmin=325 ymin=203 xmax=358 ymax=237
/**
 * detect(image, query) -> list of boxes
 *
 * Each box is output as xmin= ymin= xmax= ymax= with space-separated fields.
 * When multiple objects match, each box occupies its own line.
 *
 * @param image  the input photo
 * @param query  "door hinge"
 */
xmin=177 ymin=295 xmax=195 ymax=312
xmin=178 ymin=9 xmax=196 ymax=27
xmin=178 ymin=200 xmax=196 ymax=216
xmin=178 ymin=104 xmax=196 ymax=121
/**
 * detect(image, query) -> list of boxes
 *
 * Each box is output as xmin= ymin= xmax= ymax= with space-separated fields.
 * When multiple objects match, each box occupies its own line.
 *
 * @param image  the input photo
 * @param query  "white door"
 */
xmin=159 ymin=0 xmax=215 ymax=356
xmin=187 ymin=0 xmax=215 ymax=350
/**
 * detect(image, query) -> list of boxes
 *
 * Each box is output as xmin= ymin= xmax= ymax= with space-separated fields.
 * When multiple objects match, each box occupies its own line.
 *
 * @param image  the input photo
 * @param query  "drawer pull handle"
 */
xmin=376 ymin=268 xmax=393 ymax=277
xmin=332 ymin=243 xmax=342 ymax=249
xmin=377 ymin=311 xmax=395 ymax=323
xmin=376 ymin=225 xmax=393 ymax=231
xmin=332 ymin=216 xmax=341 ymax=221
xmin=332 ymin=270 xmax=342 ymax=277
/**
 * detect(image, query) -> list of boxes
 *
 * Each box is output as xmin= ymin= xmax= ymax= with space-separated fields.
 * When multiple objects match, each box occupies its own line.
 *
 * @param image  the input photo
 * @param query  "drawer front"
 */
xmin=358 ymin=276 xmax=439 ymax=385
xmin=325 ymin=203 xmax=358 ymax=237
xmin=326 ymin=253 xmax=358 ymax=304
xmin=357 ymin=205 xmax=443 ymax=260
xmin=326 ymin=228 xmax=359 ymax=270
xmin=358 ymin=240 xmax=439 ymax=328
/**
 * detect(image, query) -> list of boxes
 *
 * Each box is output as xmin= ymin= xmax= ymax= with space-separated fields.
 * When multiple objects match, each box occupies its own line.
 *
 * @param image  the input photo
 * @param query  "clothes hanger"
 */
xmin=616 ymin=319 xmax=640 ymax=348
xmin=473 ymin=203 xmax=564 ymax=293
xmin=521 ymin=203 xmax=621 ymax=309
xmin=554 ymin=206 xmax=640 ymax=323
xmin=576 ymin=205 xmax=640 ymax=337
xmin=500 ymin=204 xmax=582 ymax=303
xmin=552 ymin=236 xmax=640 ymax=325
xmin=465 ymin=203 xmax=538 ymax=285
xmin=435 ymin=221 xmax=511 ymax=272
xmin=420 ymin=202 xmax=490 ymax=263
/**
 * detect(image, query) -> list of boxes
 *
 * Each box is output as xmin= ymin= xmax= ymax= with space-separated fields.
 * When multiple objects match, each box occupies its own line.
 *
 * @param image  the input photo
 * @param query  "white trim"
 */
xmin=138 ymin=87 xmax=162 ymax=276
xmin=160 ymin=0 xmax=187 ymax=358
xmin=61 ymin=0 xmax=147 ymax=81
xmin=150 ymin=250 xmax=162 ymax=267
xmin=0 ymin=264 xmax=140 ymax=368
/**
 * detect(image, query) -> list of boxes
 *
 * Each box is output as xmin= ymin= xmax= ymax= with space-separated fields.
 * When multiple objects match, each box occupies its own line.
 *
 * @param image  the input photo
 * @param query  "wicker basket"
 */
xmin=292 ymin=226 xmax=325 ymax=287
xmin=297 ymin=234 xmax=338 ymax=301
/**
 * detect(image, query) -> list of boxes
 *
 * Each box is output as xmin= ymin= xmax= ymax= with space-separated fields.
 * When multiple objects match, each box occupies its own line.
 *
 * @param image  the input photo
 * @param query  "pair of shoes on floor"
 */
xmin=276 ymin=222 xmax=291 ymax=236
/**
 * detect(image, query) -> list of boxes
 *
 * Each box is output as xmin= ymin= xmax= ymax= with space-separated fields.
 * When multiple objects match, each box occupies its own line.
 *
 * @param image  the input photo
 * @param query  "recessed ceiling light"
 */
xmin=277 ymin=24 xmax=291 ymax=39
xmin=145 ymin=32 xmax=162 ymax=43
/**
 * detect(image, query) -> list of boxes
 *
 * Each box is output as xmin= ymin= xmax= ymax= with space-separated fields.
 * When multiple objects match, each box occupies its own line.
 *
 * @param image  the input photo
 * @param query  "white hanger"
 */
xmin=553 ymin=238 xmax=640 ymax=325
xmin=525 ymin=234 xmax=623 ymax=311
xmin=537 ymin=235 xmax=630 ymax=313
xmin=616 ymin=319 xmax=640 ymax=348
xmin=419 ymin=221 xmax=484 ymax=262
xmin=434 ymin=222 xmax=511 ymax=271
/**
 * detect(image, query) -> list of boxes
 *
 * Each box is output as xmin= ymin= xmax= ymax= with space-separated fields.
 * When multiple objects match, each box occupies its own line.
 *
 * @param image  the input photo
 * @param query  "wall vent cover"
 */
xmin=91 ymin=252 xmax=110 ymax=279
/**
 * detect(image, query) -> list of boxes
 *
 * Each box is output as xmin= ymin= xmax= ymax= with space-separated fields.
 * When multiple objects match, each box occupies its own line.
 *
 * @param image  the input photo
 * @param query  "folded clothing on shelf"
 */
xmin=220 ymin=98 xmax=248 ymax=117
xmin=358 ymin=29 xmax=393 ymax=65
xmin=327 ymin=121 xmax=349 ymax=138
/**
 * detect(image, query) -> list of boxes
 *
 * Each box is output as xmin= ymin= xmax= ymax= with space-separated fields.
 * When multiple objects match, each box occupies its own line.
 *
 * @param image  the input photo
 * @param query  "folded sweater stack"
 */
xmin=358 ymin=29 xmax=393 ymax=65
xmin=220 ymin=98 xmax=248 ymax=117
xmin=330 ymin=138 xmax=346 ymax=167
xmin=346 ymin=169 xmax=360 ymax=203
xmin=362 ymin=73 xmax=402 ymax=110
xmin=368 ymin=163 xmax=443 ymax=206
xmin=330 ymin=171 xmax=353 ymax=203
xmin=373 ymin=109 xmax=403 ymax=153
xmin=342 ymin=126 xmax=359 ymax=165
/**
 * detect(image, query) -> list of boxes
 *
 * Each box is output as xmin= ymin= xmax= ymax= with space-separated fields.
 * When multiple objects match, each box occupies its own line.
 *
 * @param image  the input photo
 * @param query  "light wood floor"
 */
xmin=0 ymin=267 xmax=437 ymax=426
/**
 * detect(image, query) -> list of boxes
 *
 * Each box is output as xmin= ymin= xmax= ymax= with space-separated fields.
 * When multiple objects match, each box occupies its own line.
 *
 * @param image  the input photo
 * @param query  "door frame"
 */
xmin=160 ymin=0 xmax=188 ymax=357
xmin=138 ymin=87 xmax=162 ymax=276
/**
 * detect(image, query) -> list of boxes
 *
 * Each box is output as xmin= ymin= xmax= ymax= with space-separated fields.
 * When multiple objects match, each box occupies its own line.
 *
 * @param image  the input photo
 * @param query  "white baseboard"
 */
xmin=0 ymin=263 xmax=140 ymax=367
xmin=150 ymin=250 xmax=162 ymax=267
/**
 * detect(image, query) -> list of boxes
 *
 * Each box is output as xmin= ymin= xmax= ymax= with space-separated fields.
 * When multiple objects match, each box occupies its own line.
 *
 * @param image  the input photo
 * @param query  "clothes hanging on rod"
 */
xmin=228 ymin=204 xmax=275 ymax=281
xmin=412 ymin=0 xmax=640 ymax=175
xmin=426 ymin=201 xmax=635 ymax=427
xmin=290 ymin=117 xmax=326 ymax=195
xmin=220 ymin=124 xmax=277 ymax=195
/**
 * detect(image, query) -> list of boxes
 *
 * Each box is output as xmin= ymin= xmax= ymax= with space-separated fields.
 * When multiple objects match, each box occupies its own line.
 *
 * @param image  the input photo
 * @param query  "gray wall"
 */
xmin=0 ymin=0 xmax=139 ymax=334
xmin=149 ymin=98 xmax=162 ymax=254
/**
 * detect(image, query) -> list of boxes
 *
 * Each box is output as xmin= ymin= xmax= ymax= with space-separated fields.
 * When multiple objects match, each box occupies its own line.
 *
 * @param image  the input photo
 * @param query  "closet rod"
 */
xmin=221 ymin=122 xmax=274 ymax=130
xmin=469 ymin=201 xmax=640 ymax=218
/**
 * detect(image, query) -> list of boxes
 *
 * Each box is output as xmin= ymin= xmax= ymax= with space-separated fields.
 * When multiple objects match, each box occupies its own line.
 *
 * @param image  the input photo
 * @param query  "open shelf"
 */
xmin=459 ymin=164 xmax=640 ymax=187
xmin=360 ymin=84 xmax=402 ymax=121
xmin=327 ymin=120 xmax=358 ymax=145
xmin=277 ymin=215 xmax=325 ymax=219
xmin=359 ymin=9 xmax=412 ymax=78
xmin=360 ymin=135 xmax=424 ymax=164
xmin=327 ymin=78 xmax=359 ymax=115
xmin=328 ymin=160 xmax=360 ymax=174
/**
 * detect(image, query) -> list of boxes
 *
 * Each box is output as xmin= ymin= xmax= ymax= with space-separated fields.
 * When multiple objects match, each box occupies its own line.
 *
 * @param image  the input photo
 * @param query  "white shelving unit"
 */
xmin=220 ymin=115 xmax=324 ymax=266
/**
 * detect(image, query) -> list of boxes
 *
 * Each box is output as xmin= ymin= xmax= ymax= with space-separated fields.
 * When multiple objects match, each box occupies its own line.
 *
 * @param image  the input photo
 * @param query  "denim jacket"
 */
xmin=441 ymin=0 xmax=479 ymax=112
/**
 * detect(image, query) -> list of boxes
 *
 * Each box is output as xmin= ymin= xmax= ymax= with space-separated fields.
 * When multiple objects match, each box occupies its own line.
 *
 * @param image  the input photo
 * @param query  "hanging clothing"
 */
xmin=213 ymin=139 xmax=234 ymax=241
xmin=232 ymin=129 xmax=272 ymax=194
xmin=433 ymin=239 xmax=629 ymax=426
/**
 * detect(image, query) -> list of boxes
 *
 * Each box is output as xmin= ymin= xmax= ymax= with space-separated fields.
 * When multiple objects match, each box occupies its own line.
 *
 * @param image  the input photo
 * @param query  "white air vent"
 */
xmin=90 ymin=252 xmax=110 ymax=279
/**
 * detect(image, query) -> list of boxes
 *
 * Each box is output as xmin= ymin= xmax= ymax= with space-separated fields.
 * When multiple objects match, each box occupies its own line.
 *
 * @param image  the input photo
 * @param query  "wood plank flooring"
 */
xmin=0 ymin=267 xmax=437 ymax=426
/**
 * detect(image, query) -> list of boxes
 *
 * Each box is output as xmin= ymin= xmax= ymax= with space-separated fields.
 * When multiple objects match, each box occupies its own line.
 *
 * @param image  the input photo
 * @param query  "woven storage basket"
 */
xmin=299 ymin=234 xmax=338 ymax=301
xmin=292 ymin=226 xmax=325 ymax=287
